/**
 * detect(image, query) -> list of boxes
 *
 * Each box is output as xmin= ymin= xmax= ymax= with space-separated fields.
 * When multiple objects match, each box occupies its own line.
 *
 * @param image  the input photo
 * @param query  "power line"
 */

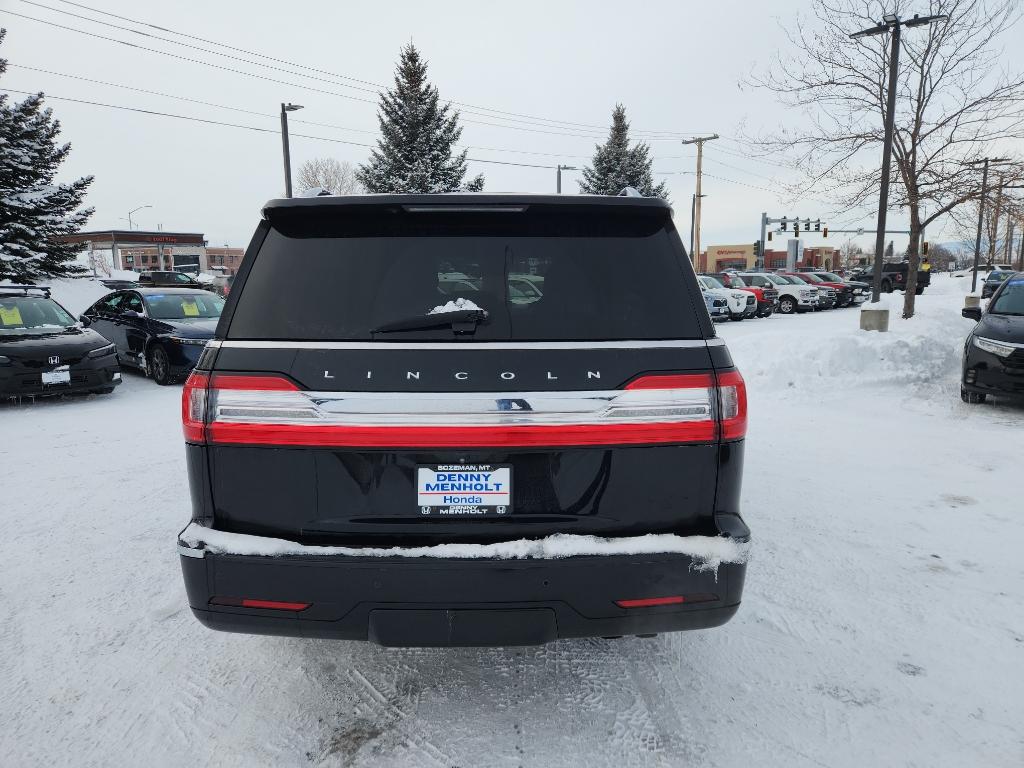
xmin=6 ymin=63 xmax=594 ymax=161
xmin=0 ymin=87 xmax=564 ymax=169
xmin=13 ymin=0 xmax=711 ymax=140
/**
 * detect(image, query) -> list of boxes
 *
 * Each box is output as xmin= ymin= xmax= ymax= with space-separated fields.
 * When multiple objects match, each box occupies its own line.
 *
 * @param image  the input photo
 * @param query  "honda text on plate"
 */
xmin=176 ymin=193 xmax=750 ymax=647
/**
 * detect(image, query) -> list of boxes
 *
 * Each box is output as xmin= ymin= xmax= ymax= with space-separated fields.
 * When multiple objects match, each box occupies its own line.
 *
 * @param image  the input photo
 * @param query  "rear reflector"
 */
xmin=209 ymin=596 xmax=310 ymax=611
xmin=615 ymin=593 xmax=719 ymax=608
xmin=615 ymin=596 xmax=686 ymax=608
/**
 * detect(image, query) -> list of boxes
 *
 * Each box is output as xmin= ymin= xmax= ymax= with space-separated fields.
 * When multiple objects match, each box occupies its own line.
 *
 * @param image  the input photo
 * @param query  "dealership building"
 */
xmin=58 ymin=231 xmax=246 ymax=276
xmin=699 ymin=242 xmax=840 ymax=272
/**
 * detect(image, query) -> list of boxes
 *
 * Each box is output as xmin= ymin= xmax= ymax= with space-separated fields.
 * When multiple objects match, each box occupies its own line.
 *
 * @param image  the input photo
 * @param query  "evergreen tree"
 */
xmin=0 ymin=30 xmax=94 ymax=282
xmin=579 ymin=104 xmax=668 ymax=199
xmin=358 ymin=44 xmax=483 ymax=193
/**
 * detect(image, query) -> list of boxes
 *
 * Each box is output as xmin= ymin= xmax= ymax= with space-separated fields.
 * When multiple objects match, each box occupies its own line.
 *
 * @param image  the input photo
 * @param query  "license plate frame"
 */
xmin=41 ymin=365 xmax=71 ymax=386
xmin=416 ymin=464 xmax=513 ymax=517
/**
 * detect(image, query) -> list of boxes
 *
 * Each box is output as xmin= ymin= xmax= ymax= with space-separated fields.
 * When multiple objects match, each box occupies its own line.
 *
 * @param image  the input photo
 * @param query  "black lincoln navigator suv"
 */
xmin=177 ymin=193 xmax=750 ymax=647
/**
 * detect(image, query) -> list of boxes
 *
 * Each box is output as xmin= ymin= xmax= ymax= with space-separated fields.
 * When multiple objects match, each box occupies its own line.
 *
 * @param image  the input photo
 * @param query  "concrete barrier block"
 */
xmin=860 ymin=307 xmax=890 ymax=332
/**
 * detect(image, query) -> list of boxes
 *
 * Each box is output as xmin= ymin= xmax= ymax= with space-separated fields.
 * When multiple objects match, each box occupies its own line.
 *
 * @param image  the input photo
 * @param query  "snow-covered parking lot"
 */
xmin=2 ymin=275 xmax=1022 ymax=767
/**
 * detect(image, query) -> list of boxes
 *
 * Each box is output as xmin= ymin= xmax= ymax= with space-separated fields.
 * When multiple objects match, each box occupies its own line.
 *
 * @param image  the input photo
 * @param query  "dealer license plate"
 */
xmin=416 ymin=464 xmax=512 ymax=517
xmin=41 ymin=365 xmax=71 ymax=385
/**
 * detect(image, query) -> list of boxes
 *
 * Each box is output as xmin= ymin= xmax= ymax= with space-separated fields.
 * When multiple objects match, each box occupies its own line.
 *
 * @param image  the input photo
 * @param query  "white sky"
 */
xmin=3 ymin=0 xmax=1023 ymax=252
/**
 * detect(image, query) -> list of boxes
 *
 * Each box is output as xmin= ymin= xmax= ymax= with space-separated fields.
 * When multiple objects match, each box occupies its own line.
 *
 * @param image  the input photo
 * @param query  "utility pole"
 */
xmin=965 ymin=157 xmax=1010 ymax=292
xmin=681 ymin=134 xmax=718 ymax=265
xmin=280 ymin=102 xmax=303 ymax=198
xmin=556 ymin=165 xmax=578 ymax=194
xmin=1005 ymin=216 xmax=1015 ymax=264
xmin=1018 ymin=220 xmax=1024 ymax=271
xmin=990 ymin=175 xmax=1004 ymax=261
xmin=850 ymin=11 xmax=949 ymax=303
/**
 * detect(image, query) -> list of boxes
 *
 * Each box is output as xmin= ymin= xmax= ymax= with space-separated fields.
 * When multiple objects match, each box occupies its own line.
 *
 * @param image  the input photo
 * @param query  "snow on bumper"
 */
xmin=178 ymin=523 xmax=751 ymax=645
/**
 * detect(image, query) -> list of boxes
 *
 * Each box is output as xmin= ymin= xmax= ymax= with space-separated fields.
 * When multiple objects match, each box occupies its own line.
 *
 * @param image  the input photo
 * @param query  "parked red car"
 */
xmin=712 ymin=272 xmax=778 ymax=318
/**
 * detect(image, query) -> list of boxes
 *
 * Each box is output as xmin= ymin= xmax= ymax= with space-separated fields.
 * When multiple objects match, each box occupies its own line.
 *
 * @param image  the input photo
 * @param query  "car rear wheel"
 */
xmin=148 ymin=345 xmax=172 ymax=386
xmin=91 ymin=387 xmax=115 ymax=395
xmin=881 ymin=279 xmax=893 ymax=293
xmin=729 ymin=313 xmax=744 ymax=321
xmin=960 ymin=388 xmax=986 ymax=404
xmin=757 ymin=308 xmax=773 ymax=318
xmin=779 ymin=296 xmax=796 ymax=314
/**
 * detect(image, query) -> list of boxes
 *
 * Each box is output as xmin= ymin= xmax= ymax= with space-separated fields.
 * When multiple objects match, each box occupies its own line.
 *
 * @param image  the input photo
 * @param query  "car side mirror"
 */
xmin=121 ymin=309 xmax=140 ymax=318
xmin=961 ymin=306 xmax=982 ymax=322
xmin=79 ymin=314 xmax=91 ymax=326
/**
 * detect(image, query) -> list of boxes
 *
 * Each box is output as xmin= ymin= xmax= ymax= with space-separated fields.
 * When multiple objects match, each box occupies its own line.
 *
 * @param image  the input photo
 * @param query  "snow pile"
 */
xmin=179 ymin=523 xmax=749 ymax=572
xmin=722 ymin=280 xmax=977 ymax=392
xmin=0 ymin=276 xmax=111 ymax=315
xmin=428 ymin=297 xmax=483 ymax=315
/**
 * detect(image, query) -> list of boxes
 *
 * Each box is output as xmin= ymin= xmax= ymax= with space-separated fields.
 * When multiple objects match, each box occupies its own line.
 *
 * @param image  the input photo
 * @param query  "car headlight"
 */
xmin=170 ymin=336 xmax=209 ymax=346
xmin=731 ymin=292 xmax=745 ymax=299
xmin=0 ymin=355 xmax=11 ymax=366
xmin=973 ymin=336 xmax=1015 ymax=358
xmin=86 ymin=343 xmax=116 ymax=359
xmin=799 ymin=290 xmax=810 ymax=297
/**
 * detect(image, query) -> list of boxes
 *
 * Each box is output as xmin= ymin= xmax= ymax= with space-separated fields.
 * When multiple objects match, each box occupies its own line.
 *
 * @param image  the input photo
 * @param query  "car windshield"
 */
xmin=701 ymin=276 xmax=725 ymax=289
xmin=818 ymin=272 xmax=843 ymax=281
xmin=987 ymin=271 xmax=1012 ymax=283
xmin=761 ymin=274 xmax=788 ymax=286
xmin=0 ymin=295 xmax=77 ymax=335
xmin=144 ymin=292 xmax=224 ymax=320
xmin=799 ymin=273 xmax=823 ymax=283
xmin=990 ymin=279 xmax=1024 ymax=315
xmin=726 ymin=275 xmax=747 ymax=287
xmin=785 ymin=275 xmax=810 ymax=284
xmin=228 ymin=207 xmax=703 ymax=341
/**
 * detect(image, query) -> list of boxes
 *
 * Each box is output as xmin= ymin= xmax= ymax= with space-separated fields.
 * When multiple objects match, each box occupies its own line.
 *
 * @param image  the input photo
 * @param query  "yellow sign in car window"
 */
xmin=181 ymin=300 xmax=200 ymax=317
xmin=0 ymin=305 xmax=23 ymax=326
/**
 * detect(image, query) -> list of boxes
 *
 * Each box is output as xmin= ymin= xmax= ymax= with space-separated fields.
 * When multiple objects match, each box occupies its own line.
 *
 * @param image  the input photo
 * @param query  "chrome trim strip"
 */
xmin=218 ymin=339 xmax=712 ymax=351
xmin=177 ymin=542 xmax=206 ymax=559
xmin=210 ymin=387 xmax=716 ymax=427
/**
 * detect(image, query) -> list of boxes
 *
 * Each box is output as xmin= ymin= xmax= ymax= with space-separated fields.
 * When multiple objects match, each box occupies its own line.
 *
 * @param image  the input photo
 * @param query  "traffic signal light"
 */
xmin=922 ymin=241 xmax=929 ymax=255
xmin=794 ymin=220 xmax=800 ymax=235
xmin=753 ymin=240 xmax=762 ymax=257
xmin=767 ymin=230 xmax=773 ymax=241
xmin=814 ymin=219 xmax=821 ymax=231
xmin=780 ymin=217 xmax=788 ymax=231
xmin=823 ymin=227 xmax=828 ymax=238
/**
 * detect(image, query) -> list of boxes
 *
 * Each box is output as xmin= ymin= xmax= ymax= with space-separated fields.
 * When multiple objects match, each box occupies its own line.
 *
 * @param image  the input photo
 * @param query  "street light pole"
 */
xmin=280 ymin=102 xmax=303 ymax=198
xmin=850 ymin=12 xmax=948 ymax=303
xmin=127 ymin=204 xmax=152 ymax=230
xmin=556 ymin=165 xmax=578 ymax=194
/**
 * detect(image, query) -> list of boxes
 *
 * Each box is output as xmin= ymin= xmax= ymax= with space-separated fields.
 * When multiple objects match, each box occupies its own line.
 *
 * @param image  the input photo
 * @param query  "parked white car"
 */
xmin=697 ymin=275 xmax=754 ymax=321
xmin=738 ymin=272 xmax=818 ymax=314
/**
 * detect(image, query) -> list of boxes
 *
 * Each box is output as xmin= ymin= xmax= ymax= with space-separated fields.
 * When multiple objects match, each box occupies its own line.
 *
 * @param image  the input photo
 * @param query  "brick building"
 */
xmin=205 ymin=247 xmax=245 ymax=276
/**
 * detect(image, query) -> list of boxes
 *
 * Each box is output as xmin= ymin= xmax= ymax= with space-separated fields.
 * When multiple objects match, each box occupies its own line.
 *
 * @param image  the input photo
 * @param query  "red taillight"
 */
xmin=181 ymin=371 xmax=209 ymax=443
xmin=210 ymin=374 xmax=299 ymax=391
xmin=625 ymin=373 xmax=714 ymax=390
xmin=716 ymin=370 xmax=747 ymax=440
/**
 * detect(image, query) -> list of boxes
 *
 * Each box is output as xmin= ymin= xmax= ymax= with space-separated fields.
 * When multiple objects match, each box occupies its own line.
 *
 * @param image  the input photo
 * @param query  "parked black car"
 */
xmin=981 ymin=269 xmax=1014 ymax=299
xmin=81 ymin=287 xmax=223 ymax=385
xmin=1 ymin=285 xmax=120 ymax=398
xmin=176 ymin=193 xmax=751 ymax=647
xmin=139 ymin=270 xmax=202 ymax=287
xmin=961 ymin=272 xmax=1024 ymax=403
xmin=855 ymin=262 xmax=931 ymax=294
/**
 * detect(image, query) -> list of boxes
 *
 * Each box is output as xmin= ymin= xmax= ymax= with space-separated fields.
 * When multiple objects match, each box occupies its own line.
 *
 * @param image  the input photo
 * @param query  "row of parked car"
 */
xmin=696 ymin=269 xmax=872 ymax=321
xmin=0 ymin=283 xmax=224 ymax=398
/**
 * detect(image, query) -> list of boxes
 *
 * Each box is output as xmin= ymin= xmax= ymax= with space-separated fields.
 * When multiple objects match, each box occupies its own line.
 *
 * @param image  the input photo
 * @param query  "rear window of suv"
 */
xmin=226 ymin=207 xmax=703 ymax=341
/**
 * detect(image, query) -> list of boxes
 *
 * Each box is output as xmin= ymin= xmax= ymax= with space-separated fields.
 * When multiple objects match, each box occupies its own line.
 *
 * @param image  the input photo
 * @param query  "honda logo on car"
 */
xmin=48 ymin=356 xmax=60 ymax=365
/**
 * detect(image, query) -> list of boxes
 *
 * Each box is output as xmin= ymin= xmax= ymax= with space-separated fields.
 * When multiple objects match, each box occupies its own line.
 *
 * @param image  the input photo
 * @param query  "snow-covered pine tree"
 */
xmin=357 ymin=44 xmax=483 ymax=194
xmin=0 ymin=30 xmax=94 ymax=283
xmin=579 ymin=104 xmax=668 ymax=199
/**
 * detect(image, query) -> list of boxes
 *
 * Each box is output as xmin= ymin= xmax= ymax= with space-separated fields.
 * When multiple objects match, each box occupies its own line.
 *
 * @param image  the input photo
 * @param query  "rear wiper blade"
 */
xmin=371 ymin=308 xmax=489 ymax=334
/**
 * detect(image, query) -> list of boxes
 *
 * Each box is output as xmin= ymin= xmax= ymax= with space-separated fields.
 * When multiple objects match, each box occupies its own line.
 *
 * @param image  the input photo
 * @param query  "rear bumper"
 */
xmin=178 ymin=521 xmax=749 ymax=647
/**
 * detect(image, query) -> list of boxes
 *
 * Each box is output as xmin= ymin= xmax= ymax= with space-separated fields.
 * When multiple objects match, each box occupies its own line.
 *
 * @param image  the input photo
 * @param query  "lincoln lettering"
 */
xmin=324 ymin=370 xmax=602 ymax=382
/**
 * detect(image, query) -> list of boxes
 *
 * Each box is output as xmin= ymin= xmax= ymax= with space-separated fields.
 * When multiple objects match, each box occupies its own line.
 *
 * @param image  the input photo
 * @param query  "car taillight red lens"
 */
xmin=209 ymin=596 xmax=310 ymax=611
xmin=716 ymin=370 xmax=747 ymax=440
xmin=197 ymin=370 xmax=747 ymax=448
xmin=181 ymin=371 xmax=209 ymax=443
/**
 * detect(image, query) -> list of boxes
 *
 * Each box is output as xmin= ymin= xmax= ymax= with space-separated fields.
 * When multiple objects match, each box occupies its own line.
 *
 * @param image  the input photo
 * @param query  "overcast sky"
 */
xmin=3 ymin=0 xmax=1024 ymax=252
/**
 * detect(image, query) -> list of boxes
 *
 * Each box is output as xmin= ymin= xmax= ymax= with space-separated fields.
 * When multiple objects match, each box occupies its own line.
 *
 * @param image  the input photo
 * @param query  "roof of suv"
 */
xmin=262 ymin=193 xmax=673 ymax=219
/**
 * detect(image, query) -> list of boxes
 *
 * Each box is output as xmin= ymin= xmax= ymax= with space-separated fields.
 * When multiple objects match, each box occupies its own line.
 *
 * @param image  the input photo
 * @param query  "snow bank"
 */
xmin=722 ymin=279 xmax=977 ymax=392
xmin=0 ymin=276 xmax=112 ymax=315
xmin=179 ymin=523 xmax=749 ymax=572
xmin=428 ymin=297 xmax=483 ymax=315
